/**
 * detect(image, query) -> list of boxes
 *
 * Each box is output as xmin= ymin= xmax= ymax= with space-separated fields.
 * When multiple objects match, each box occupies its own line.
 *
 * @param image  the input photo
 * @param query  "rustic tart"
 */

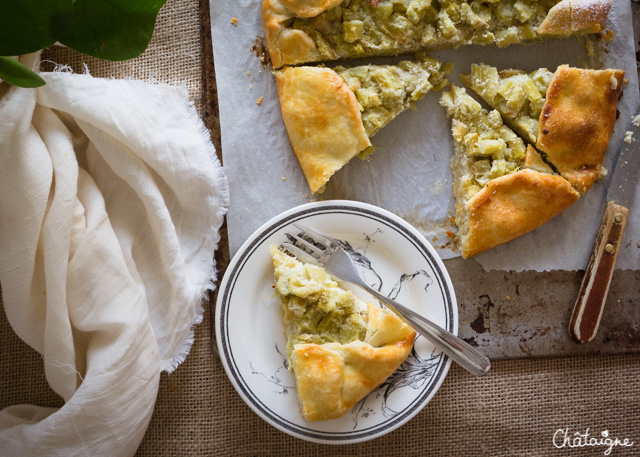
xmin=275 ymin=56 xmax=447 ymax=193
xmin=263 ymin=0 xmax=611 ymax=68
xmin=440 ymin=85 xmax=580 ymax=258
xmin=270 ymin=246 xmax=416 ymax=421
xmin=461 ymin=63 xmax=626 ymax=194
xmin=441 ymin=60 xmax=625 ymax=258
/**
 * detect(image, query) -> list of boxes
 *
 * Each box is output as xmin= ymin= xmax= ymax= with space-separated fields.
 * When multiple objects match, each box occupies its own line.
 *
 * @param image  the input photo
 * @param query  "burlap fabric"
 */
xmin=2 ymin=0 xmax=639 ymax=455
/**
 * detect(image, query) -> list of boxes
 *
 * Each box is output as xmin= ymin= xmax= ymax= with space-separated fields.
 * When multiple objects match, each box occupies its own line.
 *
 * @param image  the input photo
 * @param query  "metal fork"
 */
xmin=282 ymin=223 xmax=491 ymax=377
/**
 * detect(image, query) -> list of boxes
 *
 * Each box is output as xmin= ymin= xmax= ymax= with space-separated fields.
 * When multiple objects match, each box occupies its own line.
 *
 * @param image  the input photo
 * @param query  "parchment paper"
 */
xmin=210 ymin=0 xmax=640 ymax=271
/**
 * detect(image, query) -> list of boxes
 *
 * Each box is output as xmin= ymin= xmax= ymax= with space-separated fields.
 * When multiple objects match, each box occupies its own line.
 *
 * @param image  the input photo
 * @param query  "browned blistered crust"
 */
xmin=291 ymin=303 xmax=415 ymax=421
xmin=274 ymin=66 xmax=370 ymax=194
xmin=263 ymin=0 xmax=342 ymax=68
xmin=537 ymin=0 xmax=611 ymax=35
xmin=537 ymin=65 xmax=625 ymax=194
xmin=462 ymin=168 xmax=580 ymax=258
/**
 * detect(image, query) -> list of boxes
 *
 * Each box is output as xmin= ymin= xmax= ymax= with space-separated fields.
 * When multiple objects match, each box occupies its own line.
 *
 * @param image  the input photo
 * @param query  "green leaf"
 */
xmin=59 ymin=0 xmax=167 ymax=61
xmin=0 ymin=0 xmax=74 ymax=55
xmin=0 ymin=56 xmax=46 ymax=88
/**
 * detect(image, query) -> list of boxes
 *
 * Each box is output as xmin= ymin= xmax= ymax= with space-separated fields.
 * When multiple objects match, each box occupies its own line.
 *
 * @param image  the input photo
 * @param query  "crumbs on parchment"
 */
xmin=231 ymin=17 xmax=238 ymax=26
xmin=256 ymin=96 xmax=264 ymax=105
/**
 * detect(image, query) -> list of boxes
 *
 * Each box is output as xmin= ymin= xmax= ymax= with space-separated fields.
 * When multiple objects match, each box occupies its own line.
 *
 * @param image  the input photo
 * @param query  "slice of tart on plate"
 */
xmin=270 ymin=245 xmax=416 ymax=421
xmin=439 ymin=84 xmax=580 ymax=259
xmin=460 ymin=63 xmax=625 ymax=194
xmin=275 ymin=55 xmax=447 ymax=193
xmin=263 ymin=0 xmax=611 ymax=68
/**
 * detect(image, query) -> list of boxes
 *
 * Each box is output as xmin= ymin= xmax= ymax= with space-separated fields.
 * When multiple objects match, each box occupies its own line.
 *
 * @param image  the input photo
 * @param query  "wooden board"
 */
xmin=202 ymin=0 xmax=640 ymax=361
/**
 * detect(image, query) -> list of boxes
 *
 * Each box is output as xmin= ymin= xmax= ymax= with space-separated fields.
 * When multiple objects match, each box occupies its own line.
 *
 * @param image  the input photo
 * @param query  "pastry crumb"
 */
xmin=247 ymin=70 xmax=251 ymax=76
xmin=429 ymin=179 xmax=443 ymax=196
xmin=624 ymin=130 xmax=634 ymax=144
xmin=256 ymin=96 xmax=263 ymax=105
xmin=603 ymin=30 xmax=614 ymax=42
xmin=281 ymin=177 xmax=286 ymax=182
xmin=305 ymin=194 xmax=309 ymax=198
xmin=231 ymin=17 xmax=238 ymax=25
xmin=632 ymin=114 xmax=640 ymax=127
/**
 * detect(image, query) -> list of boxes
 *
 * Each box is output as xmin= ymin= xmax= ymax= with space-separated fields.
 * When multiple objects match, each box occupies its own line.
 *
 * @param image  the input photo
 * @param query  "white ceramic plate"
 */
xmin=215 ymin=200 xmax=457 ymax=444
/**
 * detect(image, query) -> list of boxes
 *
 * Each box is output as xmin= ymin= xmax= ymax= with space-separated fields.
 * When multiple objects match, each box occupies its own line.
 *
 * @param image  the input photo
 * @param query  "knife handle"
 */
xmin=569 ymin=201 xmax=629 ymax=343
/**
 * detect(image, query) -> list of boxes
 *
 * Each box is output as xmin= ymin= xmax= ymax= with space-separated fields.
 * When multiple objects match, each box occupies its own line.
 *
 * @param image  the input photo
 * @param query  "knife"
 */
xmin=569 ymin=118 xmax=640 ymax=343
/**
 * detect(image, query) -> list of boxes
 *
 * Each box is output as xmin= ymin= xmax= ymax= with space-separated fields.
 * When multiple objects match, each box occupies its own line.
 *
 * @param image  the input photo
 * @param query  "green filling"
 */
xmin=335 ymin=56 xmax=448 ymax=136
xmin=274 ymin=252 xmax=368 ymax=360
xmin=289 ymin=0 xmax=561 ymax=62
xmin=460 ymin=63 xmax=553 ymax=144
xmin=440 ymin=85 xmax=527 ymax=199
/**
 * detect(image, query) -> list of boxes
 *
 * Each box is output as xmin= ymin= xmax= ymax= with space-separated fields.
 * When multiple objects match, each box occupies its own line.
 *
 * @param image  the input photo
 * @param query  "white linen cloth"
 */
xmin=0 ymin=54 xmax=229 ymax=456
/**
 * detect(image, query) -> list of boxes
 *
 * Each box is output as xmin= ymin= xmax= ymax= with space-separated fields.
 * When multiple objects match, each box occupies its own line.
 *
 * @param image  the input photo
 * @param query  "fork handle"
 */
xmin=357 ymin=282 xmax=491 ymax=377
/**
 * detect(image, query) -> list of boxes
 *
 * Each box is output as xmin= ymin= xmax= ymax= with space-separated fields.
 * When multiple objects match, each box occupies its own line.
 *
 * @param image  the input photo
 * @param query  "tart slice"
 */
xmin=439 ymin=85 xmax=580 ymax=258
xmin=461 ymin=63 xmax=625 ymax=194
xmin=263 ymin=0 xmax=611 ymax=68
xmin=270 ymin=246 xmax=416 ymax=421
xmin=275 ymin=56 xmax=447 ymax=193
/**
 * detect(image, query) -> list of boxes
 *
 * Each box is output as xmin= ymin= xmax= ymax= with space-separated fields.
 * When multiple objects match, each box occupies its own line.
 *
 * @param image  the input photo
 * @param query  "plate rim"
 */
xmin=215 ymin=200 xmax=458 ymax=444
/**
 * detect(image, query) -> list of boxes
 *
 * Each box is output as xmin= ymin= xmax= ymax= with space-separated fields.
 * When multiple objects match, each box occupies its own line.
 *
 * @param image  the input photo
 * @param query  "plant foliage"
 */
xmin=0 ymin=0 xmax=167 ymax=87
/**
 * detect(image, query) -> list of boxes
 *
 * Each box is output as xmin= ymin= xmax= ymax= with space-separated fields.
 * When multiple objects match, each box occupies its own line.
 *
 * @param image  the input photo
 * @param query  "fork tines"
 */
xmin=281 ymin=224 xmax=336 ymax=266
xmin=287 ymin=232 xmax=325 ymax=257
xmin=280 ymin=242 xmax=318 ymax=265
xmin=292 ymin=223 xmax=337 ymax=248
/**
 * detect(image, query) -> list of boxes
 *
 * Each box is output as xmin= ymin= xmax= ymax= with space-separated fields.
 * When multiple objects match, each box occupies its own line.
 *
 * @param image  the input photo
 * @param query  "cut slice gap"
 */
xmin=524 ymin=145 xmax=555 ymax=175
xmin=461 ymin=63 xmax=626 ymax=194
xmin=275 ymin=55 xmax=447 ymax=193
xmin=440 ymin=85 xmax=579 ymax=258
xmin=270 ymin=246 xmax=416 ymax=421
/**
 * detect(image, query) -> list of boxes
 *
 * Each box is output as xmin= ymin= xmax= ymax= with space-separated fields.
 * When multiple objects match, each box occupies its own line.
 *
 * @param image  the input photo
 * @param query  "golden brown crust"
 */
xmin=462 ymin=169 xmax=579 ymax=258
xmin=537 ymin=65 xmax=625 ymax=194
xmin=263 ymin=0 xmax=340 ymax=68
xmin=275 ymin=66 xmax=370 ymax=194
xmin=291 ymin=303 xmax=415 ymax=421
xmin=538 ymin=0 xmax=611 ymax=35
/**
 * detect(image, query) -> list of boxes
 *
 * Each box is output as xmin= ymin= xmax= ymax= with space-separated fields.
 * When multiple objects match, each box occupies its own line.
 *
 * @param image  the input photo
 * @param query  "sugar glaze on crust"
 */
xmin=537 ymin=65 xmax=625 ymax=194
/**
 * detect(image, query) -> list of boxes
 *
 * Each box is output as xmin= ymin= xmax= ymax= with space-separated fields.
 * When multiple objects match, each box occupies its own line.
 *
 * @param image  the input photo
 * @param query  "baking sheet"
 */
xmin=209 ymin=0 xmax=640 ymax=271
